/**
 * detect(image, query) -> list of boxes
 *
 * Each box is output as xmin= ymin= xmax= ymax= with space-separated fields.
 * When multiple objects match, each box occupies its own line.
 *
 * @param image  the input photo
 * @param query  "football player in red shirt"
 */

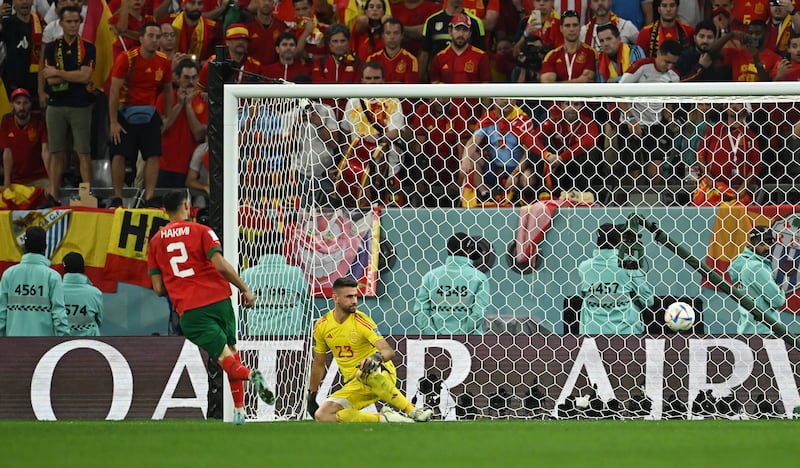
xmin=148 ymin=191 xmax=275 ymax=425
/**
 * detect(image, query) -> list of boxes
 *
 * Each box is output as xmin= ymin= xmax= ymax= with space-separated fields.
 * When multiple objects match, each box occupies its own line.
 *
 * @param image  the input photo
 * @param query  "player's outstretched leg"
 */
xmin=380 ymin=407 xmax=414 ymax=423
xmin=365 ymin=372 xmax=433 ymax=422
xmin=407 ymin=408 xmax=434 ymax=422
xmin=249 ymin=369 xmax=275 ymax=405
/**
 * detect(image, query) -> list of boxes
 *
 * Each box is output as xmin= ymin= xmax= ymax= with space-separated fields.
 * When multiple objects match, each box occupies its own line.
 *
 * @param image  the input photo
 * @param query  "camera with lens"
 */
xmin=516 ymin=42 xmax=546 ymax=71
xmin=615 ymin=223 xmax=641 ymax=269
xmin=770 ymin=0 xmax=783 ymax=7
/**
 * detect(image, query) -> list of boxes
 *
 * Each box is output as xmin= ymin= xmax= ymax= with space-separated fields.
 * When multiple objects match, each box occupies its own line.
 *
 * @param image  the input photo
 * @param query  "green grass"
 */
xmin=4 ymin=419 xmax=800 ymax=467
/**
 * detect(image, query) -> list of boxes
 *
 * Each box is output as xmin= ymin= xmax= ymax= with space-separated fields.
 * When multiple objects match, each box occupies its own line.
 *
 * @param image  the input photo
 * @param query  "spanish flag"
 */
xmin=83 ymin=0 xmax=115 ymax=92
xmin=704 ymin=202 xmax=800 ymax=313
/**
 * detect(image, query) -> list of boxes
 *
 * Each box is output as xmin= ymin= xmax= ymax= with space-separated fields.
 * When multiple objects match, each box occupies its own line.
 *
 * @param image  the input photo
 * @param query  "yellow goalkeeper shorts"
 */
xmin=327 ymin=368 xmax=397 ymax=410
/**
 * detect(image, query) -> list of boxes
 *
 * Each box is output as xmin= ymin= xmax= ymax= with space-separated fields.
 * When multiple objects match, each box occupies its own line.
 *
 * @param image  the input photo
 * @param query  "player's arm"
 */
xmin=150 ymin=273 xmax=167 ymax=297
xmin=209 ymin=251 xmax=255 ymax=307
xmin=308 ymin=351 xmax=327 ymax=393
xmin=372 ymin=338 xmax=395 ymax=363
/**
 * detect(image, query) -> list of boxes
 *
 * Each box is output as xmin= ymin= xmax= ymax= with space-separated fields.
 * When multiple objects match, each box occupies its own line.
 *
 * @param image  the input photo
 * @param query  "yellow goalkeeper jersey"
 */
xmin=312 ymin=309 xmax=396 ymax=382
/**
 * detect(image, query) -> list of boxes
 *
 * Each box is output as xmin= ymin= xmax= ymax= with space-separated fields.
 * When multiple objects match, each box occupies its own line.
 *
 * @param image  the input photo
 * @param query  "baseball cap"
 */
xmin=10 ymin=88 xmax=31 ymax=101
xmin=24 ymin=226 xmax=47 ymax=254
xmin=63 ymin=252 xmax=85 ymax=274
xmin=450 ymin=13 xmax=471 ymax=28
xmin=750 ymin=226 xmax=775 ymax=245
xmin=225 ymin=23 xmax=250 ymax=40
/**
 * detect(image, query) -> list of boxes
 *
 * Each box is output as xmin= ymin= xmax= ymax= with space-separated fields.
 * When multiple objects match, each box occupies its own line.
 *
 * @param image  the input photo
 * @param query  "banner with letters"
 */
xmin=0 ymin=208 xmax=169 ymax=292
xmin=3 ymin=335 xmax=799 ymax=420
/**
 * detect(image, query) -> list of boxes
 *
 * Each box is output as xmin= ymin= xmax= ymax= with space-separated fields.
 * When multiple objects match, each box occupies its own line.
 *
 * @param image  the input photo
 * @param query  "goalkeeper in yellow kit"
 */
xmin=307 ymin=277 xmax=433 ymax=423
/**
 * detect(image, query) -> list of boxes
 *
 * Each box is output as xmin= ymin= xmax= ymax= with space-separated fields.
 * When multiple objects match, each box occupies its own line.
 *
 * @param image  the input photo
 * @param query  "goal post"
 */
xmin=221 ymin=82 xmax=800 ymax=422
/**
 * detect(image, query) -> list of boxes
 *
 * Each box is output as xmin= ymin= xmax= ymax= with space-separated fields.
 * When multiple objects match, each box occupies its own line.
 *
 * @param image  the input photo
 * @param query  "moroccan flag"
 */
xmin=104 ymin=208 xmax=170 ymax=289
xmin=83 ymin=0 xmax=115 ymax=92
xmin=703 ymin=202 xmax=800 ymax=313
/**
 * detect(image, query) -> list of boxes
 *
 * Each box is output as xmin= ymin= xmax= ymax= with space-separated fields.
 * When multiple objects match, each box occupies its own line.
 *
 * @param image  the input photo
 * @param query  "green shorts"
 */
xmin=179 ymin=298 xmax=237 ymax=359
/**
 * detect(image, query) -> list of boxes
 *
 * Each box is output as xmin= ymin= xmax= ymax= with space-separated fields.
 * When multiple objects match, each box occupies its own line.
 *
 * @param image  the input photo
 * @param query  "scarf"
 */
xmin=647 ymin=20 xmax=689 ymax=57
xmin=172 ymin=12 xmax=206 ymax=58
xmin=29 ymin=12 xmax=43 ymax=73
xmin=775 ymin=15 xmax=792 ymax=51
xmin=598 ymin=42 xmax=632 ymax=82
xmin=583 ymin=12 xmax=619 ymax=47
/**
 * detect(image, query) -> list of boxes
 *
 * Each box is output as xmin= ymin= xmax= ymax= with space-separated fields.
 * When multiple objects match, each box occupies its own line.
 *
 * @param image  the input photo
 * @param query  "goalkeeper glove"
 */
xmin=358 ymin=352 xmax=384 ymax=376
xmin=307 ymin=391 xmax=319 ymax=419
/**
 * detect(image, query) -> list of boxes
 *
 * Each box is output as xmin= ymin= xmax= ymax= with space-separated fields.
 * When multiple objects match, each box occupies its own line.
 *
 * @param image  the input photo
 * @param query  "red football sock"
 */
xmin=230 ymin=379 xmax=245 ymax=408
xmin=220 ymin=355 xmax=251 ymax=381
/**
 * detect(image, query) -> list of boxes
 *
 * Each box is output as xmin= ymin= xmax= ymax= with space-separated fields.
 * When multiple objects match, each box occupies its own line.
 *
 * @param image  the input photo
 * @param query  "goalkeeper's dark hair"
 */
xmin=333 ymin=277 xmax=359 ymax=291
xmin=597 ymin=223 xmax=622 ymax=249
xmin=447 ymin=232 xmax=472 ymax=258
xmin=163 ymin=190 xmax=188 ymax=214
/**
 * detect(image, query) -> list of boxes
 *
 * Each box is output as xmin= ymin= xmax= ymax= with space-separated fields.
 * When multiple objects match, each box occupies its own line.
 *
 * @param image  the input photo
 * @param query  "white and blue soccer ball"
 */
xmin=664 ymin=302 xmax=695 ymax=332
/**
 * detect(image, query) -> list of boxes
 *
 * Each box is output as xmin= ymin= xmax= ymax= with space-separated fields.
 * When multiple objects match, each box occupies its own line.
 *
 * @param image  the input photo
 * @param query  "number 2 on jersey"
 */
xmin=167 ymin=242 xmax=196 ymax=277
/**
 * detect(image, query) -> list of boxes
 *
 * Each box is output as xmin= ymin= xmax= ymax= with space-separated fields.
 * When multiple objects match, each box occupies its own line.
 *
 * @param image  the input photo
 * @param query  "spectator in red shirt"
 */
xmin=462 ymin=0 xmax=500 ymax=33
xmin=350 ymin=0 xmax=387 ymax=59
xmin=109 ymin=0 xmax=155 ymax=60
xmin=291 ymin=0 xmax=329 ymax=61
xmin=245 ymin=0 xmax=288 ymax=66
xmin=364 ymin=17 xmax=419 ymax=84
xmin=732 ymin=0 xmax=770 ymax=27
xmin=170 ymin=0 xmax=219 ymax=63
xmin=540 ymin=9 xmax=597 ymax=82
xmin=717 ymin=20 xmax=781 ymax=81
xmin=411 ymin=97 xmax=470 ymax=206
xmin=529 ymin=100 xmax=601 ymax=198
xmin=389 ymin=0 xmax=440 ymax=57
xmin=512 ymin=0 xmax=563 ymax=53
xmin=765 ymin=0 xmax=800 ymax=54
xmin=636 ymin=0 xmax=693 ymax=57
xmin=696 ymin=103 xmax=761 ymax=205
xmin=1 ymin=88 xmax=48 ymax=193
xmin=108 ymin=21 xmax=173 ymax=207
xmin=429 ymin=14 xmax=491 ymax=84
xmin=311 ymin=23 xmax=359 ymax=83
xmin=156 ymin=59 xmax=207 ymax=189
xmin=263 ymin=32 xmax=310 ymax=80
xmin=774 ymin=33 xmax=800 ymax=80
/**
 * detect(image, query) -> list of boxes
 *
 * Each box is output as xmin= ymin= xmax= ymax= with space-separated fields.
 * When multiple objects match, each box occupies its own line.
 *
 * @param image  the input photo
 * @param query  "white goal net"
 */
xmin=223 ymin=82 xmax=800 ymax=421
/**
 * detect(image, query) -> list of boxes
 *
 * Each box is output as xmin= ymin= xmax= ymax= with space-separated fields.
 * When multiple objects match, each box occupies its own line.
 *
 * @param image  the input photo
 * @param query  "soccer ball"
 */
xmin=664 ymin=302 xmax=695 ymax=332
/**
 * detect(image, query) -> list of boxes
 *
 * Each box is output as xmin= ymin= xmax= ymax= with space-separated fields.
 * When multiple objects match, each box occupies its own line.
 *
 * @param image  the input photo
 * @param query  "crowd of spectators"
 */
xmin=1 ymin=0 xmax=800 ymax=208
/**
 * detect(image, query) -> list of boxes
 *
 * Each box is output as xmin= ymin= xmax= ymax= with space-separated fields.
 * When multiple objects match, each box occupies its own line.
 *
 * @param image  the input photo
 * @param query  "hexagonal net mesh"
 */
xmin=224 ymin=83 xmax=800 ymax=422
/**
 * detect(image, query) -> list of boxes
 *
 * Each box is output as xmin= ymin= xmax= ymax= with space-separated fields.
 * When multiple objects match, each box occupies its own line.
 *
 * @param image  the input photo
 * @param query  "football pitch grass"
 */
xmin=4 ymin=419 xmax=800 ymax=467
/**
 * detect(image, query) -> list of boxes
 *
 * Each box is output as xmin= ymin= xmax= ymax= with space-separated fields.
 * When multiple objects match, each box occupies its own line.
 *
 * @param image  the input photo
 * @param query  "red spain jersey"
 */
xmin=541 ymin=44 xmax=597 ymax=81
xmin=245 ymin=17 xmax=288 ymax=66
xmin=147 ymin=222 xmax=233 ymax=314
xmin=263 ymin=60 xmax=311 ymax=81
xmin=111 ymin=48 xmax=172 ymax=107
xmin=390 ymin=0 xmax=440 ymax=56
xmin=429 ymin=45 xmax=490 ymax=83
xmin=365 ymin=48 xmax=419 ymax=84
xmin=0 ymin=113 xmax=48 ymax=183
xmin=698 ymin=122 xmax=761 ymax=187
xmin=775 ymin=61 xmax=800 ymax=81
xmin=311 ymin=54 xmax=359 ymax=83
xmin=732 ymin=0 xmax=770 ymax=26
xmin=156 ymin=90 xmax=208 ymax=174
xmin=722 ymin=47 xmax=781 ymax=81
